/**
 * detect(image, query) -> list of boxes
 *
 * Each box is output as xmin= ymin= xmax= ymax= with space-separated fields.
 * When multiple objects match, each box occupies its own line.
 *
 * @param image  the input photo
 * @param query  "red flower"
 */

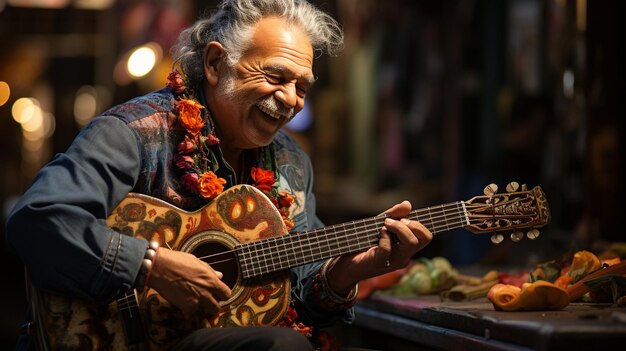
xmin=251 ymin=167 xmax=275 ymax=194
xmin=199 ymin=134 xmax=220 ymax=148
xmin=177 ymin=135 xmax=196 ymax=154
xmin=174 ymin=155 xmax=194 ymax=171
xmin=166 ymin=69 xmax=186 ymax=94
xmin=180 ymin=172 xmax=199 ymax=192
xmin=207 ymin=134 xmax=220 ymax=146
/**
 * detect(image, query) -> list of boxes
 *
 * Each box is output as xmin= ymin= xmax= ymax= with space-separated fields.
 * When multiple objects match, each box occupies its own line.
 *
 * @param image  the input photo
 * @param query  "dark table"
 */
xmin=348 ymin=294 xmax=626 ymax=351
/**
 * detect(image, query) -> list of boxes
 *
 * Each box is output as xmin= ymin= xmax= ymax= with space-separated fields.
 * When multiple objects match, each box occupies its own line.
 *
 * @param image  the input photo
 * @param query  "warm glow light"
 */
xmin=43 ymin=111 xmax=56 ymax=138
xmin=21 ymin=105 xmax=44 ymax=132
xmin=74 ymin=85 xmax=98 ymax=126
xmin=576 ymin=0 xmax=587 ymax=33
xmin=12 ymin=97 xmax=38 ymax=124
xmin=127 ymin=46 xmax=157 ymax=78
xmin=0 ymin=81 xmax=10 ymax=106
xmin=8 ymin=0 xmax=70 ymax=9
xmin=22 ymin=111 xmax=55 ymax=141
xmin=23 ymin=127 xmax=45 ymax=143
xmin=74 ymin=0 xmax=115 ymax=10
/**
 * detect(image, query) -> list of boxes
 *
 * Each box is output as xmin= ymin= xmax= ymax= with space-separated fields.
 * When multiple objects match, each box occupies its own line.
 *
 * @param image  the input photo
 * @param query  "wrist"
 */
xmin=134 ymin=240 xmax=159 ymax=292
xmin=324 ymin=257 xmax=359 ymax=297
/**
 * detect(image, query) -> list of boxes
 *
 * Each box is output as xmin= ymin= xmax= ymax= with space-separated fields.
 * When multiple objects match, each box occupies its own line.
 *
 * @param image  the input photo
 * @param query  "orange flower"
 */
xmin=198 ymin=171 xmax=226 ymax=200
xmin=251 ymin=167 xmax=275 ymax=193
xmin=282 ymin=215 xmax=295 ymax=231
xmin=176 ymin=99 xmax=205 ymax=137
xmin=278 ymin=191 xmax=295 ymax=209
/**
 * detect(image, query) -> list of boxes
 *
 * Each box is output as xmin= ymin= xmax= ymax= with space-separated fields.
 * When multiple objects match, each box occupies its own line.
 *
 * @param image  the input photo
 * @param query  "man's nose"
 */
xmin=274 ymin=83 xmax=298 ymax=109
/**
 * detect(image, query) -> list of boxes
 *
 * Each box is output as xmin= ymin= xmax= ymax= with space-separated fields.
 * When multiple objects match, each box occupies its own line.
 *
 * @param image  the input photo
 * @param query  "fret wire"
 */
xmin=255 ymin=211 xmax=463 ymax=266
xmin=268 ymin=238 xmax=280 ymax=271
xmin=455 ymin=202 xmax=464 ymax=229
xmin=240 ymin=217 xmax=473 ymax=278
xmin=413 ymin=202 xmax=468 ymax=233
xmin=236 ymin=214 xmax=465 ymax=273
xmin=252 ymin=223 xmax=379 ymax=272
xmin=266 ymin=236 xmax=285 ymax=274
xmin=427 ymin=206 xmax=436 ymax=233
xmin=244 ymin=244 xmax=253 ymax=277
xmin=288 ymin=234 xmax=298 ymax=268
xmin=244 ymin=206 xmax=467 ymax=265
xmin=239 ymin=202 xmax=472 ymax=277
xmin=246 ymin=219 xmax=375 ymax=272
xmin=441 ymin=204 xmax=450 ymax=231
xmin=323 ymin=226 xmax=332 ymax=259
xmin=461 ymin=201 xmax=470 ymax=226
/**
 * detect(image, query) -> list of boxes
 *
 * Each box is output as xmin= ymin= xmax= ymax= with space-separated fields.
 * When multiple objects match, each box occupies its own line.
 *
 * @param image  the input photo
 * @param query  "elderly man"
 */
xmin=7 ymin=0 xmax=432 ymax=350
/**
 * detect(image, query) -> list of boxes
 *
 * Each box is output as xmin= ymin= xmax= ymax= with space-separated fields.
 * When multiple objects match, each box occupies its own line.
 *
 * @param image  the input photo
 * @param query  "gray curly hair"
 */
xmin=171 ymin=0 xmax=344 ymax=91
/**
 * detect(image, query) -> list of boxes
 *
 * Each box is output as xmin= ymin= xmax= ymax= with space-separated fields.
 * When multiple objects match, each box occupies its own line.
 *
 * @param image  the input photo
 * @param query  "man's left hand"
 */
xmin=325 ymin=201 xmax=433 ymax=296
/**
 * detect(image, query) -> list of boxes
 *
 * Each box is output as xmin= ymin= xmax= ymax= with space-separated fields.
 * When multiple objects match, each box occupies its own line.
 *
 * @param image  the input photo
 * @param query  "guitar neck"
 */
xmin=237 ymin=201 xmax=469 ymax=279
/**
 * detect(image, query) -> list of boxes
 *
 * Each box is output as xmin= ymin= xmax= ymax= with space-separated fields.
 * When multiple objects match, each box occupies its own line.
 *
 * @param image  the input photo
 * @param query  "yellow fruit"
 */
xmin=519 ymin=280 xmax=569 ymax=311
xmin=487 ymin=283 xmax=522 ymax=311
xmin=568 ymin=250 xmax=601 ymax=282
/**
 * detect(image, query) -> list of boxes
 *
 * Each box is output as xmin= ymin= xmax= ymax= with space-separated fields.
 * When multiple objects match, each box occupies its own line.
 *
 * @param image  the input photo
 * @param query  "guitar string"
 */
xmin=197 ymin=201 xmax=486 ymax=264
xmin=195 ymin=201 xmax=467 ymax=264
xmin=197 ymin=213 xmax=517 ymax=267
xmin=203 ymin=196 xmax=531 ymax=263
xmin=196 ymin=199 xmax=534 ymax=274
xmin=200 ymin=216 xmax=513 ymax=277
xmin=237 ymin=199 xmax=537 ymax=276
xmin=199 ymin=203 xmax=470 ymax=271
xmin=240 ymin=206 xmax=472 ymax=275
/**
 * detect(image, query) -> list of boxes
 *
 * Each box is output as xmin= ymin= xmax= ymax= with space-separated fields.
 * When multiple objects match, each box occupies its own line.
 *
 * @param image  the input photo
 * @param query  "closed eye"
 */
xmin=265 ymin=74 xmax=282 ymax=84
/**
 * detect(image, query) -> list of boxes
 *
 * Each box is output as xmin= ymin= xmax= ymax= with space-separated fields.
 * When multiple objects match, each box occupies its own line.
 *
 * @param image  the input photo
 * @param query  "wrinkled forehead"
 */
xmin=243 ymin=16 xmax=314 ymax=68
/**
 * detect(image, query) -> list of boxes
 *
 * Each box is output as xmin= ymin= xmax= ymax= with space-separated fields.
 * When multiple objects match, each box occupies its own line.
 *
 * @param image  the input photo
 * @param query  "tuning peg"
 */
xmin=506 ymin=182 xmax=520 ymax=193
xmin=526 ymin=229 xmax=540 ymax=240
xmin=490 ymin=233 xmax=504 ymax=244
xmin=521 ymin=184 xmax=528 ymax=191
xmin=510 ymin=231 xmax=524 ymax=242
xmin=484 ymin=183 xmax=498 ymax=196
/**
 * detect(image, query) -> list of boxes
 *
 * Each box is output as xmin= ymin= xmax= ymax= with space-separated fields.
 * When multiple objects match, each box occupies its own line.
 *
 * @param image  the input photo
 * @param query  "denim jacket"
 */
xmin=6 ymin=88 xmax=354 ymax=338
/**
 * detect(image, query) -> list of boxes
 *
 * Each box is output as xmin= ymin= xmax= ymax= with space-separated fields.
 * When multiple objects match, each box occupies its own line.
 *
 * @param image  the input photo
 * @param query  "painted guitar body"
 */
xmin=30 ymin=185 xmax=290 ymax=351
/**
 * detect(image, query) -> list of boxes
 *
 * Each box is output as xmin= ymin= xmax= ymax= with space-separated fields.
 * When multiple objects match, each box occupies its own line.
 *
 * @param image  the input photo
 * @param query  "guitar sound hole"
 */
xmin=190 ymin=242 xmax=238 ymax=289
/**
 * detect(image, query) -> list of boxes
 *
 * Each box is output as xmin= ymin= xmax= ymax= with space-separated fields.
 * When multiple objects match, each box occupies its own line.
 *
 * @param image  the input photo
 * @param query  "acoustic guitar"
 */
xmin=28 ymin=182 xmax=550 ymax=350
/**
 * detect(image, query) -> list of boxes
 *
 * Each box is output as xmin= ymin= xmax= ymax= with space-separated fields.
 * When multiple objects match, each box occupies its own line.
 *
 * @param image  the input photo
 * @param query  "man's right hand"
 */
xmin=147 ymin=248 xmax=232 ymax=317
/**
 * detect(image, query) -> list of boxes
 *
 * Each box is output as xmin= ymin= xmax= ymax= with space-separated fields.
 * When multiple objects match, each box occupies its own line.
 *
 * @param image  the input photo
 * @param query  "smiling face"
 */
xmin=204 ymin=16 xmax=315 ymax=151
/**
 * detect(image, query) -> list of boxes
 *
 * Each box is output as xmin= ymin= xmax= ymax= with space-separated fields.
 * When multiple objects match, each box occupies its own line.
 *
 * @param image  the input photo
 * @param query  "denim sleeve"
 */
xmin=6 ymin=116 xmax=148 ymax=303
xmin=289 ymin=151 xmax=355 ymax=327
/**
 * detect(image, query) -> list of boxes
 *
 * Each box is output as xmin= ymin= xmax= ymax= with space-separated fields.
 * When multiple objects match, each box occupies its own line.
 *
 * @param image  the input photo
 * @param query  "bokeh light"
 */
xmin=127 ymin=45 xmax=158 ymax=78
xmin=0 ymin=81 xmax=10 ymax=106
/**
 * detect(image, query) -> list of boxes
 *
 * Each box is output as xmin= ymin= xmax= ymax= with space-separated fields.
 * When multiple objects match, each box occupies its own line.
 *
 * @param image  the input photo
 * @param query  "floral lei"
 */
xmin=166 ymin=69 xmax=295 ymax=231
xmin=166 ymin=69 xmax=336 ymax=349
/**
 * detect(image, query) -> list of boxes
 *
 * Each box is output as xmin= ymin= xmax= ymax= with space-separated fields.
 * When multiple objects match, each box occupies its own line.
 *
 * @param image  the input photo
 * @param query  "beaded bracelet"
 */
xmin=135 ymin=240 xmax=159 ymax=292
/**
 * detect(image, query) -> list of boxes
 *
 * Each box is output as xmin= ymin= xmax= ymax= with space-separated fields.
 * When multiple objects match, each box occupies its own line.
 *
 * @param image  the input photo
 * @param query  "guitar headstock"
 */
xmin=463 ymin=182 xmax=551 ymax=244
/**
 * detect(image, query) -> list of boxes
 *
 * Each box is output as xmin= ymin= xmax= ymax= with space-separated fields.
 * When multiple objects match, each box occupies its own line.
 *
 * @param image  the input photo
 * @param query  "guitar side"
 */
xmin=31 ymin=185 xmax=291 ymax=351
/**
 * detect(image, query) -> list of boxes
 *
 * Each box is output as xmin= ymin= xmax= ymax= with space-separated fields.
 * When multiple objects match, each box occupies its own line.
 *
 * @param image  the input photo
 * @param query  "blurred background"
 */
xmin=0 ymin=0 xmax=623 ymax=349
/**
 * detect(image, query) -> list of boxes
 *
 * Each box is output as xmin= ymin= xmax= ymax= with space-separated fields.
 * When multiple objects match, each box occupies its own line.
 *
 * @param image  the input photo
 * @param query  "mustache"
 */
xmin=257 ymin=97 xmax=295 ymax=120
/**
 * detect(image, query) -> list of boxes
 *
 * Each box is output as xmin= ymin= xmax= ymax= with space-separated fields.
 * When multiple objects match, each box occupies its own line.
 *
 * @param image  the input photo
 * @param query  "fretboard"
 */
xmin=236 ymin=201 xmax=469 ymax=279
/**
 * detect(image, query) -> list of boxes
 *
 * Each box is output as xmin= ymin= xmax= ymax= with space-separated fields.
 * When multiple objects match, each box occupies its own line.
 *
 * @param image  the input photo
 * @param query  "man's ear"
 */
xmin=203 ymin=41 xmax=226 ymax=86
